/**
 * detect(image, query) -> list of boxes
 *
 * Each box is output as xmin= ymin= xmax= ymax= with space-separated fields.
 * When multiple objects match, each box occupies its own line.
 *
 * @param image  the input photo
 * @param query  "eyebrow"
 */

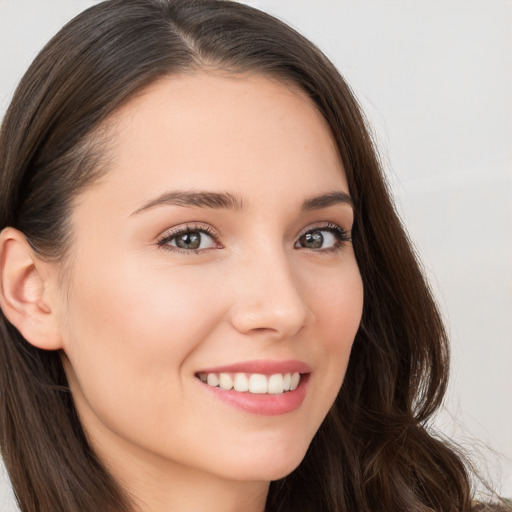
xmin=131 ymin=191 xmax=245 ymax=215
xmin=130 ymin=189 xmax=353 ymax=216
xmin=300 ymin=191 xmax=353 ymax=211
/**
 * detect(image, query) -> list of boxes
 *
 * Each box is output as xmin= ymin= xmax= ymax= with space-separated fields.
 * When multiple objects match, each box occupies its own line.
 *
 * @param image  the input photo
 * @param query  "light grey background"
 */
xmin=1 ymin=0 xmax=511 ymax=509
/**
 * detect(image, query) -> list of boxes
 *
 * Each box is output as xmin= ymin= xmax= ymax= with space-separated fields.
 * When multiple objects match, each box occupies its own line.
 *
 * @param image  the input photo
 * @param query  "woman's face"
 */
xmin=54 ymin=73 xmax=363 ymax=484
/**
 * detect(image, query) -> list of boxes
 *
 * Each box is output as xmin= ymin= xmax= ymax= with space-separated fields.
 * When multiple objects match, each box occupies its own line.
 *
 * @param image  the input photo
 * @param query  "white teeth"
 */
xmin=199 ymin=371 xmax=303 ymax=394
xmin=268 ymin=373 xmax=284 ymax=394
xmin=249 ymin=374 xmax=268 ymax=394
xmin=219 ymin=373 xmax=233 ymax=390
xmin=290 ymin=372 xmax=300 ymax=391
xmin=283 ymin=373 xmax=292 ymax=391
xmin=207 ymin=373 xmax=219 ymax=387
xmin=233 ymin=373 xmax=249 ymax=392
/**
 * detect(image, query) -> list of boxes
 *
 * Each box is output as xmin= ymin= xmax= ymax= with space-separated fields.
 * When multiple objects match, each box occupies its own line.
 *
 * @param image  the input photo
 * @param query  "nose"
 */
xmin=228 ymin=249 xmax=310 ymax=340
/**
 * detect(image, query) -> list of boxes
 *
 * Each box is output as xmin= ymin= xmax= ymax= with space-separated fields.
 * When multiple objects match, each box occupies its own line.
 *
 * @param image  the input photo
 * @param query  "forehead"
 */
xmin=84 ymin=72 xmax=348 ymax=214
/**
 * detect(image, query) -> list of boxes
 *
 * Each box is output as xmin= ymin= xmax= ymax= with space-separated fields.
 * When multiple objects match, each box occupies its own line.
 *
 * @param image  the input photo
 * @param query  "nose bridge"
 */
xmin=229 ymin=241 xmax=309 ymax=338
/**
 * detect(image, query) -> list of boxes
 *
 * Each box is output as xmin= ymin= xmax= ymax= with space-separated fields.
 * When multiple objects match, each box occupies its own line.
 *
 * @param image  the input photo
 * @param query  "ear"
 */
xmin=0 ymin=227 xmax=63 ymax=350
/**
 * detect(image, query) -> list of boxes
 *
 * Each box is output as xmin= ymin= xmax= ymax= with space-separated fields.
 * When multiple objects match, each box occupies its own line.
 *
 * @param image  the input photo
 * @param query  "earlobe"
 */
xmin=0 ymin=227 xmax=63 ymax=350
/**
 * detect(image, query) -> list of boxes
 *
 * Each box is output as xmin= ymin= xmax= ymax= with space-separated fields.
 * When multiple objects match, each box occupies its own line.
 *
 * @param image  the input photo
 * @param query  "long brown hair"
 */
xmin=0 ymin=1 xmax=475 ymax=511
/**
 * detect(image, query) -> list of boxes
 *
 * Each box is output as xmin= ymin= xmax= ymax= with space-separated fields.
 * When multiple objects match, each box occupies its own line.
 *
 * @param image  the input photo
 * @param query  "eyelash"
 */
xmin=157 ymin=224 xmax=220 ymax=254
xmin=296 ymin=222 xmax=352 ymax=254
xmin=157 ymin=222 xmax=351 ymax=254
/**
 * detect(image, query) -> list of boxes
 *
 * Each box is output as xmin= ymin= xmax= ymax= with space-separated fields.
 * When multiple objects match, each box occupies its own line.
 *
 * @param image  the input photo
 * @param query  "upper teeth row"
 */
xmin=198 ymin=372 xmax=301 ymax=394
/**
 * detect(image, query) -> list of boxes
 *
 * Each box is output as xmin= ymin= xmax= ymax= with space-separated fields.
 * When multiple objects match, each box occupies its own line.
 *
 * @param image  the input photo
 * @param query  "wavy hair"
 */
xmin=0 ymin=1 xmax=475 ymax=511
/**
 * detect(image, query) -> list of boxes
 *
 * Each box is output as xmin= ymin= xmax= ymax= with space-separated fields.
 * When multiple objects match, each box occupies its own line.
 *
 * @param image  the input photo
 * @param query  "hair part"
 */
xmin=1 ymin=1 xmax=476 ymax=511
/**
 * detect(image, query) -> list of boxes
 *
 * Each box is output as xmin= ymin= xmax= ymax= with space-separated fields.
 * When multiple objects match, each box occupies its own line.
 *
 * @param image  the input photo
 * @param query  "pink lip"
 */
xmin=196 ymin=359 xmax=311 ymax=416
xmin=197 ymin=359 xmax=312 ymax=375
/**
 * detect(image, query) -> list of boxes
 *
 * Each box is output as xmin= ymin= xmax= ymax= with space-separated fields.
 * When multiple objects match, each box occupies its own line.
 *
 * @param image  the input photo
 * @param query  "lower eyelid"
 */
xmin=294 ymin=225 xmax=351 ymax=251
xmin=156 ymin=223 xmax=350 ymax=251
xmin=157 ymin=225 xmax=220 ymax=249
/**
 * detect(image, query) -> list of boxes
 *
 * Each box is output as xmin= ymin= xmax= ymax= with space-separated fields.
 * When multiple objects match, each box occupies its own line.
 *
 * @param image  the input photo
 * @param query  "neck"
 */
xmin=126 ymin=466 xmax=269 ymax=512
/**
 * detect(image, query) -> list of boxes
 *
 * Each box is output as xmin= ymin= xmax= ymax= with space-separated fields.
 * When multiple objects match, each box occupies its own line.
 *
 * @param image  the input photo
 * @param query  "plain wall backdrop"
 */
xmin=1 ymin=0 xmax=511 ymax=509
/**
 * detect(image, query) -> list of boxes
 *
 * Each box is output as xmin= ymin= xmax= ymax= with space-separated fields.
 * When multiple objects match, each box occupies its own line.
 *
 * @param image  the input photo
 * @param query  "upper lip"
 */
xmin=196 ymin=359 xmax=311 ymax=375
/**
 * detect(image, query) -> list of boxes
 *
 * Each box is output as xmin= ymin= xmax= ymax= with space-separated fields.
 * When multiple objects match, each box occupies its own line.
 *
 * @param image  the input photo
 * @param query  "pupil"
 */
xmin=302 ymin=231 xmax=323 ymax=249
xmin=177 ymin=232 xmax=201 ymax=249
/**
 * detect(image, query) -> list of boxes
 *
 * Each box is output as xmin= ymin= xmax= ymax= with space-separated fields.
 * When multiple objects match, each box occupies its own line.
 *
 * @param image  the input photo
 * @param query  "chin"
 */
xmin=219 ymin=443 xmax=309 ymax=483
xmin=262 ymin=457 xmax=305 ymax=482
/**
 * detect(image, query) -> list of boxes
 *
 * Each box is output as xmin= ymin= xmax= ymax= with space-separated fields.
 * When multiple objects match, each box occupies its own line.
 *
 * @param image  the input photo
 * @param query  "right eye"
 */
xmin=158 ymin=226 xmax=218 ymax=253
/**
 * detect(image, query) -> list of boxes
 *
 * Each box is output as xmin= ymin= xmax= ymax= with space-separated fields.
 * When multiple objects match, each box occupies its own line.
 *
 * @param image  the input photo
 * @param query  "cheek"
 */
xmin=298 ymin=258 xmax=364 ymax=430
xmin=59 ymin=256 xmax=226 ymax=421
xmin=67 ymin=255 xmax=221 ymax=350
xmin=309 ymin=258 xmax=364 ymax=351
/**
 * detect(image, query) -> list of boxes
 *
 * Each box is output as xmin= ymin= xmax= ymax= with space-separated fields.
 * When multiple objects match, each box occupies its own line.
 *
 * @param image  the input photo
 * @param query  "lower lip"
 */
xmin=199 ymin=374 xmax=310 ymax=416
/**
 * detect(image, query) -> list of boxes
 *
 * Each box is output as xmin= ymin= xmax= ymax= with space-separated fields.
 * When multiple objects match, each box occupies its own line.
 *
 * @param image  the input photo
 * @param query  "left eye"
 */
xmin=295 ymin=226 xmax=349 ymax=250
xmin=159 ymin=229 xmax=216 ymax=251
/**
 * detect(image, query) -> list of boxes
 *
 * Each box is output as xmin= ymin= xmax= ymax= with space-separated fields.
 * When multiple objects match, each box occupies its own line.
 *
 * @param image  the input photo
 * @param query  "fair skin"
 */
xmin=0 ymin=73 xmax=363 ymax=512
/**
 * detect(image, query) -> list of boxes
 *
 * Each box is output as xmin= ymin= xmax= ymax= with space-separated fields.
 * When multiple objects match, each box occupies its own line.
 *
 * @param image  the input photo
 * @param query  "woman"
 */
xmin=0 ymin=1 xmax=501 ymax=511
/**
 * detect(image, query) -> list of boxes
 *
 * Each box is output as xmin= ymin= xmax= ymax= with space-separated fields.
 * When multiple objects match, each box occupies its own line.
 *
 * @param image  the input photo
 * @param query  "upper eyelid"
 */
xmin=156 ymin=220 xmax=350 ymax=246
xmin=296 ymin=221 xmax=350 ymax=237
xmin=294 ymin=223 xmax=351 ymax=253
xmin=157 ymin=224 xmax=220 ymax=245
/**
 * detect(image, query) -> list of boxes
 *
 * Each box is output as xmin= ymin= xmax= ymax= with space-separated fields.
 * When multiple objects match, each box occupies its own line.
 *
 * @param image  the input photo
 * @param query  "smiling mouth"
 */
xmin=196 ymin=372 xmax=302 ymax=395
